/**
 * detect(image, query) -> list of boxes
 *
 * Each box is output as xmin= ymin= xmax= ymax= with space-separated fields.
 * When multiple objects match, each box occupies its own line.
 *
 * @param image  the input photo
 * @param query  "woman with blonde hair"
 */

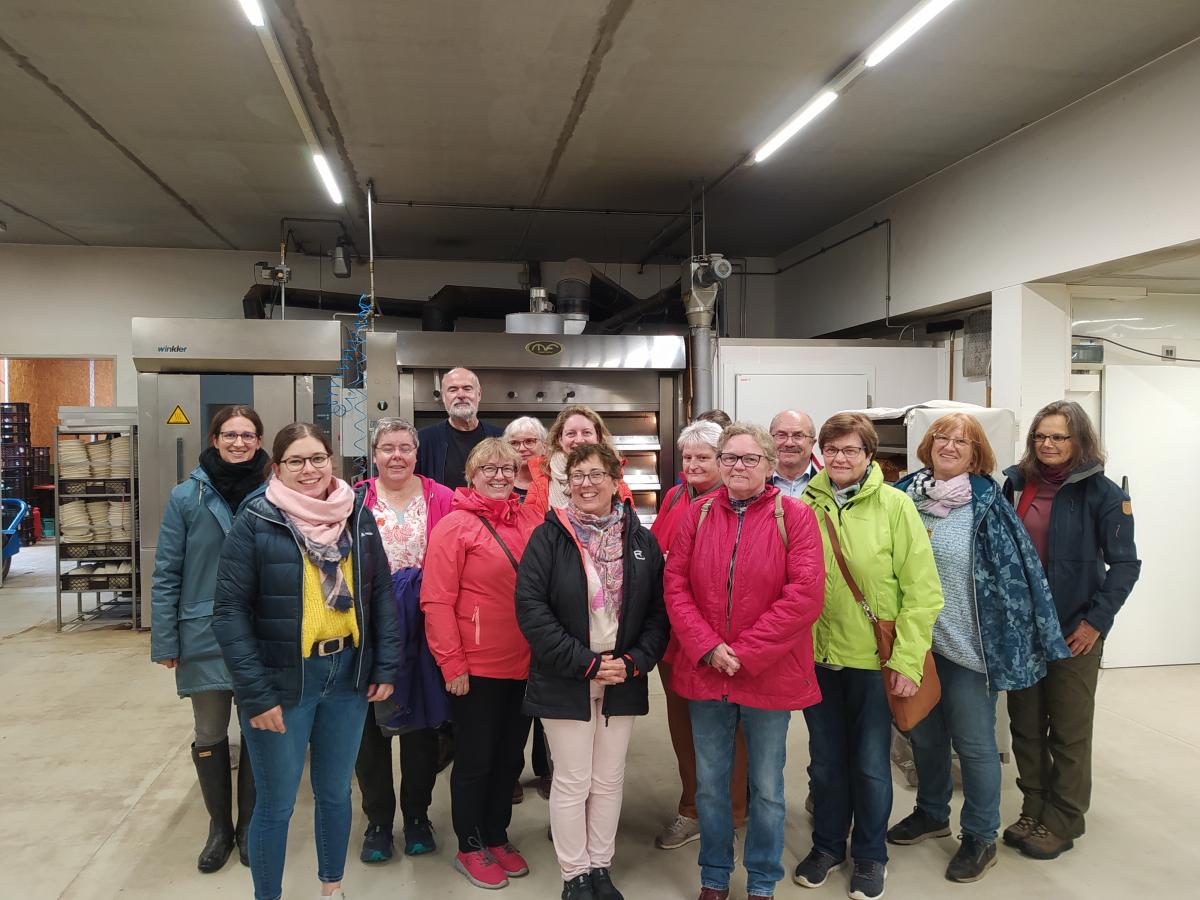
xmin=525 ymin=405 xmax=632 ymax=514
xmin=885 ymin=413 xmax=1069 ymax=883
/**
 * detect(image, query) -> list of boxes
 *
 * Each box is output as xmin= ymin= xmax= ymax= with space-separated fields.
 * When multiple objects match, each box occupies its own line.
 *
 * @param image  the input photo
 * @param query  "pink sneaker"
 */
xmin=454 ymin=849 xmax=509 ymax=889
xmin=487 ymin=843 xmax=530 ymax=877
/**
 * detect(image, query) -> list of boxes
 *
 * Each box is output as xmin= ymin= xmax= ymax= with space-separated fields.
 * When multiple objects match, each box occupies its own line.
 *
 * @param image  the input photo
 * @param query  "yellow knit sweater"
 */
xmin=300 ymin=556 xmax=359 ymax=657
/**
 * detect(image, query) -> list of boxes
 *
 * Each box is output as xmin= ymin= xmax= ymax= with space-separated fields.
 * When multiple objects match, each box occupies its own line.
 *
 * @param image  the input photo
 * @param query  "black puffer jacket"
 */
xmin=515 ymin=501 xmax=669 ymax=721
xmin=212 ymin=486 xmax=400 ymax=718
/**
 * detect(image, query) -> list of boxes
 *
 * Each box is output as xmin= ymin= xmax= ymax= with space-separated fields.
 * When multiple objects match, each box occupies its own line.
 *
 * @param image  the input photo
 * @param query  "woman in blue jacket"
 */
xmin=213 ymin=422 xmax=400 ymax=900
xmin=1002 ymin=401 xmax=1139 ymax=861
xmin=150 ymin=405 xmax=268 ymax=873
xmin=885 ymin=413 xmax=1070 ymax=883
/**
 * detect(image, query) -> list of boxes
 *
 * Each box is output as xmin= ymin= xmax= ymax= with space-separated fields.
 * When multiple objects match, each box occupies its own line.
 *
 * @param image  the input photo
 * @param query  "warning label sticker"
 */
xmin=166 ymin=405 xmax=191 ymax=425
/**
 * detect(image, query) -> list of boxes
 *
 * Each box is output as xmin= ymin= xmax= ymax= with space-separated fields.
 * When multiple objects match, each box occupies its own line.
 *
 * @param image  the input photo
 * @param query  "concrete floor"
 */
xmin=2 ymin=540 xmax=1197 ymax=900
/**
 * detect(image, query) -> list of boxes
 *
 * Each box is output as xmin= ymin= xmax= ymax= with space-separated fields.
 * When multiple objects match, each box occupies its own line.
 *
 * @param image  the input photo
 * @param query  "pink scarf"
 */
xmin=266 ymin=476 xmax=355 ymax=544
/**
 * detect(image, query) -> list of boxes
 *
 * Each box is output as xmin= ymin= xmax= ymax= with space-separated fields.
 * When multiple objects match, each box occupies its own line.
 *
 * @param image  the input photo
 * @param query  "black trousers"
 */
xmin=448 ymin=675 xmax=531 ymax=852
xmin=355 ymin=711 xmax=440 ymax=827
xmin=531 ymin=717 xmax=551 ymax=778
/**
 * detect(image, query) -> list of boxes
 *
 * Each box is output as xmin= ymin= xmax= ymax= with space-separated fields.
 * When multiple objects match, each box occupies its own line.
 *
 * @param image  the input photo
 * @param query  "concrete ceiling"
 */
xmin=2 ymin=0 xmax=1199 ymax=262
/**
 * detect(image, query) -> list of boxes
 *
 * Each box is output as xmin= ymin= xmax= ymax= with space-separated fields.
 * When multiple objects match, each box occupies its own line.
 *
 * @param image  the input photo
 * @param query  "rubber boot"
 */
xmin=235 ymin=740 xmax=255 ymax=867
xmin=192 ymin=739 xmax=236 ymax=873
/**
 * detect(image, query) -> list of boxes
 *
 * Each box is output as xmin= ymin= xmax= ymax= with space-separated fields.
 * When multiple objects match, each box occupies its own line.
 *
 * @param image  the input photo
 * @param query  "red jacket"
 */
xmin=420 ymin=489 xmax=541 ymax=681
xmin=651 ymin=481 xmax=722 ymax=559
xmin=663 ymin=485 xmax=825 ymax=711
xmin=524 ymin=454 xmax=634 ymax=515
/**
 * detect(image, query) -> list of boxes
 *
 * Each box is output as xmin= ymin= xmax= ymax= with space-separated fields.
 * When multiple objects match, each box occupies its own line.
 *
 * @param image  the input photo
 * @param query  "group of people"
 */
xmin=151 ymin=365 xmax=1139 ymax=900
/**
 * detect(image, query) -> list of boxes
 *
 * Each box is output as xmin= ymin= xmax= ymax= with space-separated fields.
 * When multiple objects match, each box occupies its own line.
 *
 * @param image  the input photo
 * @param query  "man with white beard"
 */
xmin=415 ymin=367 xmax=503 ymax=489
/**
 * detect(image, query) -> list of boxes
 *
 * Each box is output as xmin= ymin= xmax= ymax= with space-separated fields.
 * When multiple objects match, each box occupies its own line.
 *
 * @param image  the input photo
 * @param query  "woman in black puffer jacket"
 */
xmin=515 ymin=442 xmax=669 ymax=900
xmin=213 ymin=423 xmax=399 ymax=900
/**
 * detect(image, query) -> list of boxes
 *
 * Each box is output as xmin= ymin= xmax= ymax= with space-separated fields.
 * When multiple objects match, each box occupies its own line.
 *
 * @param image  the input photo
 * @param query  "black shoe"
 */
xmin=886 ymin=807 xmax=951 ymax=845
xmin=945 ymin=835 xmax=997 ymax=883
xmin=192 ymin=740 xmax=235 ymax=874
xmin=848 ymin=859 xmax=887 ymax=900
xmin=590 ymin=867 xmax=624 ymax=900
xmin=360 ymin=823 xmax=394 ymax=863
xmin=562 ymin=873 xmax=596 ymax=900
xmin=403 ymin=817 xmax=437 ymax=855
xmin=792 ymin=848 xmax=845 ymax=888
xmin=235 ymin=741 xmax=254 ymax=867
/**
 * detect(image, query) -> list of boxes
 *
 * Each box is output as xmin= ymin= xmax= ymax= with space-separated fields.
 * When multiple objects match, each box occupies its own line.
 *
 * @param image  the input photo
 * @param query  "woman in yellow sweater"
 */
xmin=214 ymin=423 xmax=400 ymax=900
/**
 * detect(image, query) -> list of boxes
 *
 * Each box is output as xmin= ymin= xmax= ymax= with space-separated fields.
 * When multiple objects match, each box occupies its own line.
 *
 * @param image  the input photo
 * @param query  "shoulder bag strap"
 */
xmin=476 ymin=515 xmax=519 ymax=571
xmin=819 ymin=509 xmax=878 ymax=625
xmin=775 ymin=492 xmax=788 ymax=549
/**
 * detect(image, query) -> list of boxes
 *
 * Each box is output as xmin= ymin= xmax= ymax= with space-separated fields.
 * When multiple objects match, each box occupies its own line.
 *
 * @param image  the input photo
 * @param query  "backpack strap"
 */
xmin=695 ymin=497 xmax=716 ymax=532
xmin=775 ymin=492 xmax=788 ymax=549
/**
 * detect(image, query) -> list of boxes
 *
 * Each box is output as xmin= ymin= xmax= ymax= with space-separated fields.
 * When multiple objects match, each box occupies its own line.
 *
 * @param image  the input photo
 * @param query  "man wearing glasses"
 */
xmin=769 ymin=410 xmax=822 ymax=498
xmin=416 ymin=367 xmax=503 ymax=490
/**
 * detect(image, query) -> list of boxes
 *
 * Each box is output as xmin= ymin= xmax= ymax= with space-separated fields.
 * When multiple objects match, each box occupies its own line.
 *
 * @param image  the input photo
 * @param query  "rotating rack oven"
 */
xmin=365 ymin=331 xmax=687 ymax=525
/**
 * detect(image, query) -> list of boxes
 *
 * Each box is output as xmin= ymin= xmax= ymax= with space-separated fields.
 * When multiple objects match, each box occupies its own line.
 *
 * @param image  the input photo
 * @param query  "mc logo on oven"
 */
xmin=525 ymin=340 xmax=563 ymax=357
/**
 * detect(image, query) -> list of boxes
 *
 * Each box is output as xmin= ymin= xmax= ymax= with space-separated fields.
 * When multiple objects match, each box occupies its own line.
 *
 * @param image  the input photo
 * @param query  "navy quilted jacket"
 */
xmin=895 ymin=471 xmax=1070 ymax=691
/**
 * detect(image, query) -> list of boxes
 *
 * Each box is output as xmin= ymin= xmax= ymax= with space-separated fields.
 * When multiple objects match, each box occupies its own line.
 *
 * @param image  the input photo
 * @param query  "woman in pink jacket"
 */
xmin=665 ymin=423 xmax=826 ymax=900
xmin=420 ymin=438 xmax=541 ymax=890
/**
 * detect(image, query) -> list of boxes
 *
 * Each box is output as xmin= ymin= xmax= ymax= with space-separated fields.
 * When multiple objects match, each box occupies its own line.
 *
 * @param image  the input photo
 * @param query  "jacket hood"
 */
xmin=451 ymin=486 xmax=523 ymax=522
xmin=805 ymin=461 xmax=885 ymax=504
xmin=1003 ymin=461 xmax=1104 ymax=490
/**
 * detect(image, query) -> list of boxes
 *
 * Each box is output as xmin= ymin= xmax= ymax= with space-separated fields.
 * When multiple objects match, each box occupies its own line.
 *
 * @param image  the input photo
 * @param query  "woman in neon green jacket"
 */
xmin=794 ymin=413 xmax=943 ymax=900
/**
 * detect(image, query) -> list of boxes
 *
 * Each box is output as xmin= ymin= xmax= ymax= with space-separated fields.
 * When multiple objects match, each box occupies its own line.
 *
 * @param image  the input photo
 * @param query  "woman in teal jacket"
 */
xmin=150 ymin=405 xmax=268 ymax=873
xmin=796 ymin=413 xmax=943 ymax=900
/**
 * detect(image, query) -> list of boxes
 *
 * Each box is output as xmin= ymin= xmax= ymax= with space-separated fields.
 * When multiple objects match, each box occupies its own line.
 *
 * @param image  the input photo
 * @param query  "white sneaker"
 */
xmin=655 ymin=814 xmax=701 ymax=849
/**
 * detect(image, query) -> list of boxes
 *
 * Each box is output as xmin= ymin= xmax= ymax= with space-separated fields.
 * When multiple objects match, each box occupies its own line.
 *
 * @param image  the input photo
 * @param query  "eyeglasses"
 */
xmin=281 ymin=453 xmax=331 ymax=472
xmin=219 ymin=431 xmax=259 ymax=444
xmin=376 ymin=443 xmax=416 ymax=456
xmin=479 ymin=464 xmax=517 ymax=478
xmin=1033 ymin=433 xmax=1072 ymax=445
xmin=718 ymin=453 xmax=765 ymax=468
xmin=508 ymin=437 xmax=542 ymax=449
xmin=771 ymin=430 xmax=815 ymax=443
xmin=932 ymin=434 xmax=973 ymax=449
xmin=822 ymin=446 xmax=865 ymax=460
xmin=568 ymin=470 xmax=610 ymax=485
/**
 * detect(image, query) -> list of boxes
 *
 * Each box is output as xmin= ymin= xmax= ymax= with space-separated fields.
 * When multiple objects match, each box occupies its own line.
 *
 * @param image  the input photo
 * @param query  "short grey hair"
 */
xmin=502 ymin=416 xmax=548 ymax=442
xmin=677 ymin=419 xmax=723 ymax=452
xmin=372 ymin=417 xmax=419 ymax=451
xmin=719 ymin=422 xmax=779 ymax=467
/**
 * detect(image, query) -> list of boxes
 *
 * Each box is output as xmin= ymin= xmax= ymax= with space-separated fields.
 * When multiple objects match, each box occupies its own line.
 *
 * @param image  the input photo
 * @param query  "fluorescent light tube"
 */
xmin=753 ymin=91 xmax=838 ymax=163
xmin=313 ymin=154 xmax=344 ymax=205
xmin=866 ymin=0 xmax=959 ymax=68
xmin=237 ymin=0 xmax=265 ymax=28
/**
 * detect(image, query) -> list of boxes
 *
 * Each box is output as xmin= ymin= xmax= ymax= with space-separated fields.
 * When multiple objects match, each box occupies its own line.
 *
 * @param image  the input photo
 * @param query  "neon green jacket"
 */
xmin=800 ymin=464 xmax=944 ymax=684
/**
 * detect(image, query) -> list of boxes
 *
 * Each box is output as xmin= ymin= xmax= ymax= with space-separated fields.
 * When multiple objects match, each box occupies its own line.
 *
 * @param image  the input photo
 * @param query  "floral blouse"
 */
xmin=371 ymin=492 xmax=428 ymax=573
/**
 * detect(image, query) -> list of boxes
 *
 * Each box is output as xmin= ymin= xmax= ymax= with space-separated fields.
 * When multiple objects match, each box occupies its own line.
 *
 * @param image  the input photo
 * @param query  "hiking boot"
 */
xmin=590 ymin=867 xmax=624 ymax=900
xmin=886 ymin=807 xmax=951 ymax=845
xmin=793 ymin=848 xmax=845 ymax=888
xmin=562 ymin=874 xmax=596 ymax=900
xmin=945 ymin=834 xmax=997 ymax=882
xmin=360 ymin=823 xmax=394 ymax=863
xmin=697 ymin=889 xmax=729 ymax=900
xmin=1002 ymin=814 xmax=1038 ymax=847
xmin=403 ymin=817 xmax=436 ymax=856
xmin=655 ymin=814 xmax=701 ymax=849
xmin=487 ymin=842 xmax=529 ymax=877
xmin=455 ymin=849 xmax=509 ymax=889
xmin=1018 ymin=823 xmax=1074 ymax=860
xmin=848 ymin=859 xmax=887 ymax=900
xmin=537 ymin=773 xmax=553 ymax=799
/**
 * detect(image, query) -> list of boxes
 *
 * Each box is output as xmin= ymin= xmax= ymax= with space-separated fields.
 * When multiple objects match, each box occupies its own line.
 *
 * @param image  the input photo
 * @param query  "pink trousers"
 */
xmin=542 ymin=682 xmax=635 ymax=880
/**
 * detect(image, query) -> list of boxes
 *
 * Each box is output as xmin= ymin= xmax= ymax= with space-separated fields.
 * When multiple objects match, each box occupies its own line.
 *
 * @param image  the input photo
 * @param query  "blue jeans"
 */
xmin=909 ymin=653 xmax=1000 ymax=842
xmin=804 ymin=665 xmax=893 ymax=864
xmin=690 ymin=700 xmax=791 ymax=897
xmin=239 ymin=650 xmax=369 ymax=900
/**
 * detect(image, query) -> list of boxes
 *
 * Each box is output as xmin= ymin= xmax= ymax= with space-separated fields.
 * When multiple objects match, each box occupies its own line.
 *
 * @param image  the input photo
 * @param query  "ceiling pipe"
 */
xmin=371 ymin=197 xmax=680 ymax=217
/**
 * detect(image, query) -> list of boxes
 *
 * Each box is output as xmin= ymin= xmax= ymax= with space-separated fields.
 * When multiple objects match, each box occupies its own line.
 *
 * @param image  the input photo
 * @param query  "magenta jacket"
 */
xmin=664 ymin=485 xmax=826 ymax=711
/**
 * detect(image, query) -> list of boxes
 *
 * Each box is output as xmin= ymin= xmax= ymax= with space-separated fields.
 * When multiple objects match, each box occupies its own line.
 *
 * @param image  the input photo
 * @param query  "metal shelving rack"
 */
xmin=54 ymin=408 xmax=141 ymax=632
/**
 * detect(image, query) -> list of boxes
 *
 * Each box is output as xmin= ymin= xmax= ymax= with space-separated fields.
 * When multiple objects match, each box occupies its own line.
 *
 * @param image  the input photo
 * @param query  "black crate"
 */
xmin=31 ymin=446 xmax=50 ymax=461
xmin=0 ymin=402 xmax=29 ymax=413
xmin=1 ymin=444 xmax=31 ymax=460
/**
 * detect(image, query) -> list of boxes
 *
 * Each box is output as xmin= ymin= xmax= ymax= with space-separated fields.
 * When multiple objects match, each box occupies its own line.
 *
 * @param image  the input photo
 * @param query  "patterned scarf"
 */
xmin=266 ymin=477 xmax=355 ymax=611
xmin=566 ymin=502 xmax=625 ymax=616
xmin=909 ymin=470 xmax=973 ymax=518
xmin=548 ymin=452 xmax=572 ymax=509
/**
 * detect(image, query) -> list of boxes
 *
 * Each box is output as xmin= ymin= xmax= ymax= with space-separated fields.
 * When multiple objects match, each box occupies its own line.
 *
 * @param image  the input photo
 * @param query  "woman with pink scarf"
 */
xmin=214 ymin=423 xmax=400 ymax=900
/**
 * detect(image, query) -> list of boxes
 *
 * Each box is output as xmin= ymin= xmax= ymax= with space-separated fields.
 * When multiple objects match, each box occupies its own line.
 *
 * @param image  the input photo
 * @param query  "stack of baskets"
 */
xmin=1 ymin=403 xmax=35 ymax=545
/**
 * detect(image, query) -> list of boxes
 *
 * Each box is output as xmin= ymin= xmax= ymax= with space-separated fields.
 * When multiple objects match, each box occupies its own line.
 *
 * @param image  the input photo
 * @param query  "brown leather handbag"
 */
xmin=820 ymin=510 xmax=940 ymax=732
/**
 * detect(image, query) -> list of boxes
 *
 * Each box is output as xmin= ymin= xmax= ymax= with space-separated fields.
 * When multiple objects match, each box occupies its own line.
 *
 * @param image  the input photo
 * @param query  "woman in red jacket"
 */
xmin=421 ymin=438 xmax=541 ymax=890
xmin=525 ymin=405 xmax=633 ymax=514
xmin=665 ymin=423 xmax=826 ymax=900
xmin=651 ymin=419 xmax=750 ymax=853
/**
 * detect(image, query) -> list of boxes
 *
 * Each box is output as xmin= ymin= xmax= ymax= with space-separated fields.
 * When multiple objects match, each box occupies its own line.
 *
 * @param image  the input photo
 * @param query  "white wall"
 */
xmin=991 ymin=283 xmax=1072 ymax=442
xmin=0 ymin=243 xmax=777 ymax=405
xmin=771 ymin=39 xmax=1200 ymax=337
